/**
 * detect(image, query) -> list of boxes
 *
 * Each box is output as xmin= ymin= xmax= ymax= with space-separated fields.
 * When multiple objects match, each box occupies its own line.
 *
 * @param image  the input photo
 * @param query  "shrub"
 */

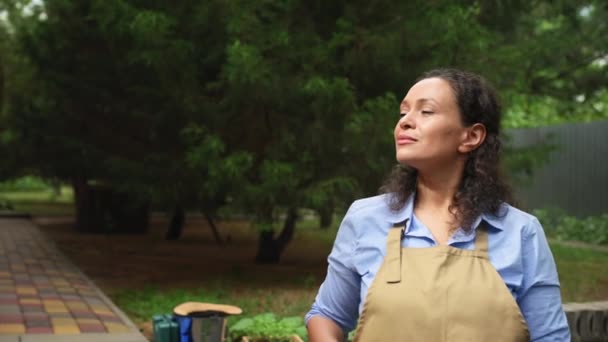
xmin=229 ymin=313 xmax=307 ymax=342
xmin=534 ymin=209 xmax=608 ymax=245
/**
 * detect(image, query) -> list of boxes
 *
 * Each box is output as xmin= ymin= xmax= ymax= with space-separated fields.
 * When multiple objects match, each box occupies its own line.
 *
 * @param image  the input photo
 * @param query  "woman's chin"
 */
xmin=396 ymin=157 xmax=422 ymax=169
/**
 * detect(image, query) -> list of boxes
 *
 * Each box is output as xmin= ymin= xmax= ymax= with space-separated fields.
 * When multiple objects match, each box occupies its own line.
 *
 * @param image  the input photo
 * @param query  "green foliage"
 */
xmin=302 ymin=178 xmax=357 ymax=211
xmin=0 ymin=175 xmax=50 ymax=192
xmin=503 ymin=92 xmax=608 ymax=128
xmin=229 ymin=313 xmax=307 ymax=342
xmin=0 ymin=0 xmax=245 ymax=214
xmin=1 ymin=0 xmax=607 ymax=259
xmin=534 ymin=208 xmax=608 ymax=245
xmin=225 ymin=40 xmax=271 ymax=85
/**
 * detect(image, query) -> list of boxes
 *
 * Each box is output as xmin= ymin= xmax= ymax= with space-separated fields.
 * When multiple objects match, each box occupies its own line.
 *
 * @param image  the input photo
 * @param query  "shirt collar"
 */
xmin=473 ymin=206 xmax=507 ymax=231
xmin=386 ymin=193 xmax=414 ymax=226
xmin=385 ymin=193 xmax=506 ymax=231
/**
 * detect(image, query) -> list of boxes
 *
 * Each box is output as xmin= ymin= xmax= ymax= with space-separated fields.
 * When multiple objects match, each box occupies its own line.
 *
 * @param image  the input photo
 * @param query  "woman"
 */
xmin=305 ymin=69 xmax=570 ymax=341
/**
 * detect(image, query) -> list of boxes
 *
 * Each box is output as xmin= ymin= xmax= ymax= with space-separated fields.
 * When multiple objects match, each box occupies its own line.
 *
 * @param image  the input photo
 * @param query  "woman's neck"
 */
xmin=413 ymin=165 xmax=465 ymax=240
xmin=414 ymin=165 xmax=463 ymax=212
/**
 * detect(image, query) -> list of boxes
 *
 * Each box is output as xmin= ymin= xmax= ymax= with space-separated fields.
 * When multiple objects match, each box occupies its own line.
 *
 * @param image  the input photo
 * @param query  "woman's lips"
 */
xmin=396 ymin=135 xmax=418 ymax=145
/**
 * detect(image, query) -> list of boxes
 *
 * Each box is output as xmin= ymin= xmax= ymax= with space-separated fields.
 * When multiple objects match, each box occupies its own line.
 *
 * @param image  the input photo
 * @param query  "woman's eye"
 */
xmin=399 ymin=112 xmax=408 ymax=118
xmin=421 ymin=110 xmax=434 ymax=115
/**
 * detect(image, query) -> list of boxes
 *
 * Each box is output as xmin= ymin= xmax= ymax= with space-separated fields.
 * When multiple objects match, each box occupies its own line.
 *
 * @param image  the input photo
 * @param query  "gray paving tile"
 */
xmin=0 ymin=304 xmax=21 ymax=313
xmin=25 ymin=319 xmax=51 ymax=327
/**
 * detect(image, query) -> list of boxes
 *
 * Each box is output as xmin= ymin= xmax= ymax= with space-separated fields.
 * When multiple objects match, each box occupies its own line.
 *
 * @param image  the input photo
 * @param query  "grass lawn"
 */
xmin=0 ymin=187 xmax=75 ymax=215
xmin=550 ymin=242 xmax=608 ymax=302
xmin=3 ymin=191 xmax=606 ymax=339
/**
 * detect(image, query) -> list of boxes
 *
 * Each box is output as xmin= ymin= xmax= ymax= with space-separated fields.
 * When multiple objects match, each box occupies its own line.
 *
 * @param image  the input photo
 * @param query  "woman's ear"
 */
xmin=458 ymin=123 xmax=486 ymax=153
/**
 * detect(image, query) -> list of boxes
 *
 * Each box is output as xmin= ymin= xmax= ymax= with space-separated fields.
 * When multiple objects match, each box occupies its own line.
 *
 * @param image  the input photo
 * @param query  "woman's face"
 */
xmin=394 ymin=77 xmax=470 ymax=169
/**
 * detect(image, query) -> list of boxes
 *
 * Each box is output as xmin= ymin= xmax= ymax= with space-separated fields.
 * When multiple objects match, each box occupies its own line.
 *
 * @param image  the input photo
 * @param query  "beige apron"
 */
xmin=354 ymin=221 xmax=529 ymax=341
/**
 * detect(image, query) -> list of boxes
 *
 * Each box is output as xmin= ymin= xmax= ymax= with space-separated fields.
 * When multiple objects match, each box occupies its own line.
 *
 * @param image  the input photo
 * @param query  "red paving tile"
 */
xmin=0 ymin=314 xmax=23 ymax=323
xmin=0 ymin=298 xmax=18 ymax=304
xmin=26 ymin=326 xmax=53 ymax=333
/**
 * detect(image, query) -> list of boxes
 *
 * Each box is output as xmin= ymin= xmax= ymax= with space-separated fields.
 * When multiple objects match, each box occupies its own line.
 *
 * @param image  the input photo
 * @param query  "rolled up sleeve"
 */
xmin=305 ymin=204 xmax=361 ymax=333
xmin=518 ymin=217 xmax=570 ymax=341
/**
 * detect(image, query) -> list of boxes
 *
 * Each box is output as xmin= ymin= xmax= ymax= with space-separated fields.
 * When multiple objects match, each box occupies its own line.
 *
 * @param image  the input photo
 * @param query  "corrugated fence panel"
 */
xmin=507 ymin=120 xmax=608 ymax=217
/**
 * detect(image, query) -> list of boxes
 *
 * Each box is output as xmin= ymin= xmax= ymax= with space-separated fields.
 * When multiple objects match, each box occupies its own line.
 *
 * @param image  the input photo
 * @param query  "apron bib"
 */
xmin=354 ymin=221 xmax=529 ymax=341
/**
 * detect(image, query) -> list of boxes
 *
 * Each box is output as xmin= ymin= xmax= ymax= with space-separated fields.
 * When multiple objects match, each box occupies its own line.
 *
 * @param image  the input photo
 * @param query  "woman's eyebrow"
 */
xmin=417 ymin=98 xmax=439 ymax=105
xmin=401 ymin=98 xmax=439 ymax=106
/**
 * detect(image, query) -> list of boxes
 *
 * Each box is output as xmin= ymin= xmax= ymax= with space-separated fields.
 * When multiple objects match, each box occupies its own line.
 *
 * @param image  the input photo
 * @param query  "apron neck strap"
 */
xmin=386 ymin=220 xmax=408 ymax=284
xmin=474 ymin=221 xmax=489 ymax=255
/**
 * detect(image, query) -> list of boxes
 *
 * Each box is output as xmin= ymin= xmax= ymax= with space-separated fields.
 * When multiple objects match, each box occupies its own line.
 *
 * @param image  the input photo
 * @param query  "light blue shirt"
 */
xmin=305 ymin=194 xmax=570 ymax=341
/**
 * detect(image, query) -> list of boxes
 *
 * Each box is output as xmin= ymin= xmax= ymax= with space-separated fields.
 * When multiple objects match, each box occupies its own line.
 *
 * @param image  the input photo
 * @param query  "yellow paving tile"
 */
xmin=53 ymin=325 xmax=80 ymax=334
xmin=92 ymin=309 xmax=114 ymax=315
xmin=76 ymin=318 xmax=101 ymax=324
xmin=66 ymin=302 xmax=88 ymax=309
xmin=51 ymin=318 xmax=76 ymax=325
xmin=0 ymin=271 xmax=10 ymax=278
xmin=0 ymin=285 xmax=15 ymax=292
xmin=0 ymin=324 xmax=26 ymax=334
xmin=46 ymin=306 xmax=69 ymax=313
xmin=16 ymin=287 xmax=37 ymax=295
xmin=43 ymin=299 xmax=63 ymax=306
xmin=19 ymin=298 xmax=42 ymax=305
xmin=104 ymin=323 xmax=130 ymax=333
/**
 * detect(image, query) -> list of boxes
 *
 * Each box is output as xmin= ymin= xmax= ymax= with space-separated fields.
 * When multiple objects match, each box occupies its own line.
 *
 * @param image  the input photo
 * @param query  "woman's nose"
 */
xmin=398 ymin=113 xmax=414 ymax=129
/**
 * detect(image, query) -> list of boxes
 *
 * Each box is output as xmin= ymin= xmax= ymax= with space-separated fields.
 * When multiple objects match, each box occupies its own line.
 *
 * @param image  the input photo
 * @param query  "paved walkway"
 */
xmin=0 ymin=218 xmax=148 ymax=342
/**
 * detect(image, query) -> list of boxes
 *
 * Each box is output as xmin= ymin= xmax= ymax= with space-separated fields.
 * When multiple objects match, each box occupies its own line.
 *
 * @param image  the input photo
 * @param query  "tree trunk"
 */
xmin=71 ymin=177 xmax=90 ymax=232
xmin=255 ymin=208 xmax=298 ymax=264
xmin=165 ymin=205 xmax=185 ymax=240
xmin=319 ymin=204 xmax=334 ymax=230
xmin=71 ymin=178 xmax=149 ymax=234
xmin=204 ymin=213 xmax=223 ymax=245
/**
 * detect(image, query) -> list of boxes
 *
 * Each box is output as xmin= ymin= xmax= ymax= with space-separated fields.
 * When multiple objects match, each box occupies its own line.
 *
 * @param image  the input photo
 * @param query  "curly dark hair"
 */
xmin=380 ymin=68 xmax=513 ymax=231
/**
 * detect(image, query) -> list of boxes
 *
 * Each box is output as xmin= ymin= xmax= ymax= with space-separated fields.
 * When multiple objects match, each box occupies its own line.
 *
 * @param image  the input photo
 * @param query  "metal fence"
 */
xmin=506 ymin=120 xmax=608 ymax=217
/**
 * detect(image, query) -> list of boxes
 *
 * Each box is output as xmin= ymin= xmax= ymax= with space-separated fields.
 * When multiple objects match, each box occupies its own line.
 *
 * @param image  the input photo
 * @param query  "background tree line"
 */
xmin=0 ymin=0 xmax=606 ymax=262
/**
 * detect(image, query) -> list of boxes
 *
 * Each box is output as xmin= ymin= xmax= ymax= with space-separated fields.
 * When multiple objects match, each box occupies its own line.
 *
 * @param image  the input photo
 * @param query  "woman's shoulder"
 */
xmin=339 ymin=194 xmax=398 ymax=244
xmin=487 ymin=202 xmax=545 ymax=237
xmin=342 ymin=193 xmax=408 ymax=232
xmin=347 ymin=194 xmax=393 ymax=218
